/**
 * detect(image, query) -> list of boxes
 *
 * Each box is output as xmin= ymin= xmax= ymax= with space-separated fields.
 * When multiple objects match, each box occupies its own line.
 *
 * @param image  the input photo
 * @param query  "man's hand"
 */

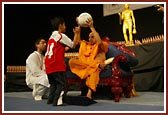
xmin=99 ymin=63 xmax=107 ymax=70
xmin=157 ymin=5 xmax=164 ymax=12
xmin=86 ymin=18 xmax=94 ymax=28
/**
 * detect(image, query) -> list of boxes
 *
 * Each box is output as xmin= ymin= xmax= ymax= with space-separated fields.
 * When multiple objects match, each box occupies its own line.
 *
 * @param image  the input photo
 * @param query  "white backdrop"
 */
xmin=103 ymin=4 xmax=156 ymax=16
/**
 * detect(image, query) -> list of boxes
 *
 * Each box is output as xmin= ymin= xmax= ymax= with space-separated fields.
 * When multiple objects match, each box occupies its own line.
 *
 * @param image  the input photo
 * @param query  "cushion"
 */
xmin=63 ymin=96 xmax=97 ymax=106
xmin=106 ymin=44 xmax=138 ymax=67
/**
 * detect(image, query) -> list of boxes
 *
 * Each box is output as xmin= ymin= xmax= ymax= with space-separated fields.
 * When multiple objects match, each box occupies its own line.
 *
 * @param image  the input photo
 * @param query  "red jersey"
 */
xmin=45 ymin=31 xmax=73 ymax=74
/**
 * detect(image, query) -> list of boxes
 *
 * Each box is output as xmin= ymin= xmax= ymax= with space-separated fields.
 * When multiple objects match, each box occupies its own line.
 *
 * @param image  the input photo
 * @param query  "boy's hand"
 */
xmin=73 ymin=26 xmax=81 ymax=33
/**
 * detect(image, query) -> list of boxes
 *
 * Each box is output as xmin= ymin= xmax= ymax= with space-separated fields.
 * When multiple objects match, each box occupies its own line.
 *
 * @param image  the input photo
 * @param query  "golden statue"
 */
xmin=118 ymin=4 xmax=136 ymax=46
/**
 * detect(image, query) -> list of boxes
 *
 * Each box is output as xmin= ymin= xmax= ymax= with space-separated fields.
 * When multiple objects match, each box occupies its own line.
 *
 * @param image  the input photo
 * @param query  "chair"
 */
xmin=65 ymin=41 xmax=138 ymax=102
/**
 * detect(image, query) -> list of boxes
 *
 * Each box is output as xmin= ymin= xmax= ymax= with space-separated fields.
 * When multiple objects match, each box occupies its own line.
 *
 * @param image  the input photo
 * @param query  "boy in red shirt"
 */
xmin=45 ymin=17 xmax=80 ymax=106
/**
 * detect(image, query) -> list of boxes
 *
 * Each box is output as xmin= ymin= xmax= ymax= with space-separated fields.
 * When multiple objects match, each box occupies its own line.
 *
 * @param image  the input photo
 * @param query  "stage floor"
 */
xmin=3 ymin=91 xmax=165 ymax=112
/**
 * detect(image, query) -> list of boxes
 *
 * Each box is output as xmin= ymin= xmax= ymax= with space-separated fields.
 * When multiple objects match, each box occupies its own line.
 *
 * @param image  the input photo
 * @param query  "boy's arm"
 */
xmin=73 ymin=26 xmax=81 ymax=48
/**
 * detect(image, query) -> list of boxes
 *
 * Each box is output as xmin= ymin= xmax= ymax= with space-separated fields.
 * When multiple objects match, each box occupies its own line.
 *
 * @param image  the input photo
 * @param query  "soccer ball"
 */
xmin=77 ymin=12 xmax=92 ymax=27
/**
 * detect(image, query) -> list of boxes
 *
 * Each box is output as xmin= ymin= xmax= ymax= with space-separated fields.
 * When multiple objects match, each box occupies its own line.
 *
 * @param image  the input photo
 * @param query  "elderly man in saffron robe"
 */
xmin=69 ymin=18 xmax=108 ymax=99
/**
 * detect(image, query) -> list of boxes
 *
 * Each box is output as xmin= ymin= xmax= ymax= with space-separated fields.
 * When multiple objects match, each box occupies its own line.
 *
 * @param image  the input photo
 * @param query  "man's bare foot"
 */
xmin=86 ymin=88 xmax=92 ymax=99
xmin=86 ymin=94 xmax=92 ymax=99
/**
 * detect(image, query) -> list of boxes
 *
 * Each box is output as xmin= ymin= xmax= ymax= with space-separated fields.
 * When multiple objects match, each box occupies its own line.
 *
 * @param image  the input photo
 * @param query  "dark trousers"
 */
xmin=47 ymin=72 xmax=68 ymax=105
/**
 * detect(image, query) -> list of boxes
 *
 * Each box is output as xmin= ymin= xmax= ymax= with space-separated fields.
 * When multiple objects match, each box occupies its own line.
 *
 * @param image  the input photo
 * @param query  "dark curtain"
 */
xmin=128 ymin=42 xmax=164 ymax=92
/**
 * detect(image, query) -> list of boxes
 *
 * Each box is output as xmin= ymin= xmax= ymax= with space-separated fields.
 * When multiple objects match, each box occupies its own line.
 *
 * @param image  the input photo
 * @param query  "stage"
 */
xmin=3 ymin=91 xmax=165 ymax=112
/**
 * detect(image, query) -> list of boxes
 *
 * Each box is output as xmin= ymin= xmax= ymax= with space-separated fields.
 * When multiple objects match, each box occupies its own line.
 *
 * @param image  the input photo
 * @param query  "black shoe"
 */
xmin=42 ymin=95 xmax=48 ymax=100
xmin=47 ymin=100 xmax=53 ymax=104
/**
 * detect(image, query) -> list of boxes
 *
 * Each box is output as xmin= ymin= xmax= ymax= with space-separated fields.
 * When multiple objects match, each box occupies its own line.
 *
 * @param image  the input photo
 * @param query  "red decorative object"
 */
xmin=102 ymin=36 xmax=136 ymax=57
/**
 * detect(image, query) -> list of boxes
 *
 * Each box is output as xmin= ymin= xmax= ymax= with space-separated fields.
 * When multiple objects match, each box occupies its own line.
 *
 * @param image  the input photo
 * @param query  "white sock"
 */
xmin=57 ymin=91 xmax=64 ymax=105
xmin=34 ymin=95 xmax=42 ymax=101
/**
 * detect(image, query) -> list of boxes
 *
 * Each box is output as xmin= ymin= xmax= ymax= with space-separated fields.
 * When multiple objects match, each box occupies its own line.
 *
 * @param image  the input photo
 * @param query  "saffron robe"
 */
xmin=69 ymin=40 xmax=107 ymax=92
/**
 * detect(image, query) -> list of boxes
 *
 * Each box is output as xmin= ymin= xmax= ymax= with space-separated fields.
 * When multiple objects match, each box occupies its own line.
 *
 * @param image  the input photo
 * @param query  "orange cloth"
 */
xmin=102 ymin=41 xmax=108 ymax=53
xmin=69 ymin=40 xmax=103 ymax=92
